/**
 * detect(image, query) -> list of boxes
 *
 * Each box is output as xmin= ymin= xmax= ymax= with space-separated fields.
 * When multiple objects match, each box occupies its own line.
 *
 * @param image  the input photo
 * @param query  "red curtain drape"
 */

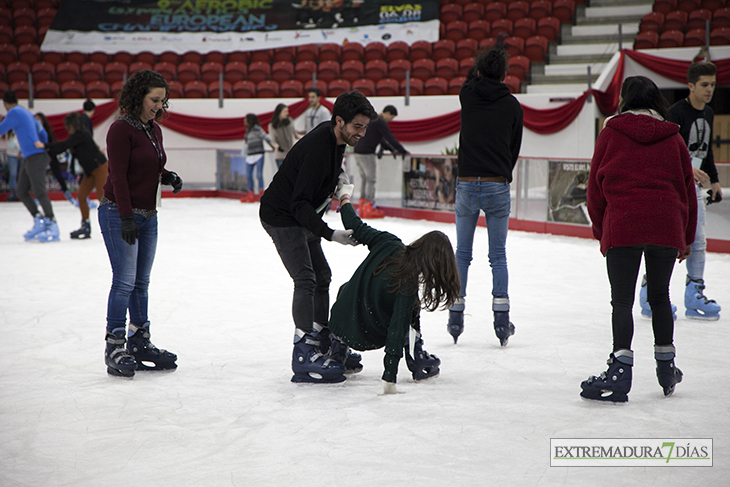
xmin=36 ymin=50 xmax=728 ymax=142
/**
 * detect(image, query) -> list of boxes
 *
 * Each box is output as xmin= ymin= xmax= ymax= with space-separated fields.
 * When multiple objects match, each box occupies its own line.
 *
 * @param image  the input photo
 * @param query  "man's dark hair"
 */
xmin=83 ymin=99 xmax=96 ymax=111
xmin=687 ymin=61 xmax=717 ymax=84
xmin=475 ymin=48 xmax=509 ymax=82
xmin=618 ymin=76 xmax=669 ymax=120
xmin=331 ymin=90 xmax=377 ymax=125
xmin=383 ymin=105 xmax=398 ymax=116
xmin=3 ymin=90 xmax=18 ymax=105
xmin=307 ymin=88 xmax=322 ymax=97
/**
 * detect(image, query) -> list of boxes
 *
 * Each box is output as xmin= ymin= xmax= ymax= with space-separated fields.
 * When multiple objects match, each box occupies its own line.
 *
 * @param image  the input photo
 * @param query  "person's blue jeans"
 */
xmin=7 ymin=155 xmax=20 ymax=193
xmin=686 ymin=183 xmax=706 ymax=280
xmin=454 ymin=181 xmax=511 ymax=301
xmin=261 ymin=219 xmax=331 ymax=332
xmin=99 ymin=204 xmax=158 ymax=333
xmin=245 ymin=155 xmax=265 ymax=193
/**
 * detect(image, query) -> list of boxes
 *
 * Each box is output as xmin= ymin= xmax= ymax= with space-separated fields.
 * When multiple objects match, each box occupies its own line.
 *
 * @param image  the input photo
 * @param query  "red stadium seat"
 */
xmin=18 ymin=43 xmax=40 ymax=65
xmin=256 ymin=80 xmax=279 ymax=98
xmin=272 ymin=47 xmax=294 ymax=63
xmin=61 ymin=80 xmax=86 ymax=98
xmin=462 ymin=3 xmax=486 ymax=23
xmin=507 ymin=1 xmax=530 ymax=22
xmin=0 ymin=25 xmax=11 ymax=45
xmin=55 ymin=61 xmax=79 ymax=83
xmin=129 ymin=61 xmax=152 ymax=75
xmin=159 ymin=51 xmax=181 ymax=64
xmin=271 ymin=61 xmax=294 ymax=84
xmin=167 ymin=81 xmax=184 ymax=98
xmin=504 ymin=36 xmax=525 ymax=57
xmin=412 ymin=58 xmax=435 ymax=81
xmin=364 ymin=41 xmax=387 ymax=61
xmin=376 ymin=78 xmax=400 ymax=96
xmin=304 ymin=80 xmax=326 ymax=97
xmin=294 ymin=60 xmax=316 ymax=84
xmin=105 ymin=62 xmax=129 ymax=86
xmin=10 ymin=80 xmax=30 ymax=98
xmin=80 ymin=61 xmax=104 ymax=83
xmin=479 ymin=37 xmax=499 ymax=51
xmin=634 ymin=31 xmax=660 ymax=49
xmin=432 ymin=39 xmax=456 ymax=61
xmin=89 ymin=51 xmax=111 ymax=64
xmin=658 ymin=30 xmax=684 ymax=48
xmin=341 ymin=42 xmax=364 ymax=61
xmin=247 ymin=61 xmax=271 ymax=83
xmin=485 ymin=2 xmax=507 ymax=23
xmin=65 ymin=52 xmax=88 ymax=65
xmin=319 ymin=43 xmax=342 ymax=61
xmin=537 ymin=17 xmax=560 ymax=42
xmin=409 ymin=40 xmax=432 ymax=61
xmin=401 ymin=77 xmax=424 ymax=96
xmin=424 ymin=77 xmax=448 ymax=95
xmin=491 ymin=18 xmax=513 ymax=38
xmin=280 ymin=79 xmax=304 ymax=98
xmin=86 ymin=80 xmax=110 ymax=98
xmin=448 ymin=76 xmax=466 ymax=94
xmin=388 ymin=59 xmax=412 ymax=82
xmin=112 ymin=52 xmax=134 ymax=66
xmin=224 ymin=61 xmax=247 ymax=84
xmin=317 ymin=60 xmax=340 ymax=84
xmin=653 ymin=0 xmax=677 ymax=15
xmin=0 ymin=43 xmax=17 ymax=65
xmin=6 ymin=63 xmax=29 ymax=87
xmin=176 ymin=61 xmax=200 ymax=83
xmin=640 ymin=12 xmax=665 ymax=33
xmin=468 ymin=19 xmax=491 ymax=40
xmin=249 ymin=49 xmax=273 ymax=64
xmin=110 ymin=80 xmax=125 ymax=99
xmin=204 ymin=51 xmax=225 ymax=64
xmin=200 ymin=61 xmax=224 ymax=84
xmin=152 ymin=61 xmax=176 ymax=81
xmin=676 ymin=0 xmax=700 ymax=13
xmin=296 ymin=44 xmax=319 ymax=62
xmin=183 ymin=80 xmax=207 ymax=98
xmin=663 ymin=11 xmax=688 ymax=32
xmin=341 ymin=60 xmax=365 ymax=82
xmin=12 ymin=8 xmax=36 ymax=27
xmin=35 ymin=80 xmax=60 ymax=99
xmin=514 ymin=17 xmax=537 ymax=40
xmin=31 ymin=61 xmax=55 ymax=82
xmin=41 ymin=51 xmax=64 ymax=65
xmin=352 ymin=78 xmax=376 ymax=96
xmin=712 ymin=8 xmax=730 ymax=30
xmin=386 ymin=41 xmax=409 ymax=62
xmin=701 ymin=0 xmax=724 ymax=11
xmin=687 ymin=10 xmax=713 ymax=31
xmin=207 ymin=80 xmax=232 ymax=98
xmin=507 ymin=55 xmax=531 ymax=81
xmin=232 ymin=80 xmax=256 ymax=98
xmin=455 ymin=38 xmax=478 ymax=60
xmin=459 ymin=57 xmax=475 ymax=76
xmin=684 ymin=28 xmax=708 ymax=46
xmin=181 ymin=51 xmax=204 ymax=64
xmin=524 ymin=35 xmax=549 ymax=62
xmin=440 ymin=3 xmax=462 ymax=24
xmin=327 ymin=79 xmax=352 ymax=97
xmin=435 ymin=57 xmax=458 ymax=80
xmin=552 ymin=0 xmax=576 ymax=24
xmin=13 ymin=25 xmax=36 ymax=45
xmin=710 ymin=26 xmax=730 ymax=44
xmin=227 ymin=51 xmax=250 ymax=64
xmin=504 ymin=75 xmax=521 ymax=93
xmin=529 ymin=0 xmax=552 ymax=21
xmin=36 ymin=7 xmax=57 ymax=28
xmin=445 ymin=21 xmax=469 ymax=41
xmin=137 ymin=51 xmax=158 ymax=65
xmin=364 ymin=59 xmax=388 ymax=82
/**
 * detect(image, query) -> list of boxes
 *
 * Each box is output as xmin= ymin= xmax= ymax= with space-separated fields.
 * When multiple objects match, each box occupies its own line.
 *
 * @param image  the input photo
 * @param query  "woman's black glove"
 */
xmin=120 ymin=214 xmax=139 ymax=245
xmin=162 ymin=171 xmax=183 ymax=194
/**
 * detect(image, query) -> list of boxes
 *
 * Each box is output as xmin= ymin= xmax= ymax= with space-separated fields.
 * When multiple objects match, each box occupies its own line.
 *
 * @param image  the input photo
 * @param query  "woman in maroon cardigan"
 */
xmin=581 ymin=76 xmax=697 ymax=403
xmin=99 ymin=70 xmax=183 ymax=378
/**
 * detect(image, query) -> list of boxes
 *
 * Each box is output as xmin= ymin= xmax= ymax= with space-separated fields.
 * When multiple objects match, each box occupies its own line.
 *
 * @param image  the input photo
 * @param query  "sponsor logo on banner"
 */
xmin=550 ymin=439 xmax=713 ymax=467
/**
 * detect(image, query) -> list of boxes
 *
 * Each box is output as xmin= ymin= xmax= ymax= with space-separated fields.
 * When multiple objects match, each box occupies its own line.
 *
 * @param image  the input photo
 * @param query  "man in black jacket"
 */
xmin=260 ymin=90 xmax=376 ymax=383
xmin=446 ymin=48 xmax=523 ymax=347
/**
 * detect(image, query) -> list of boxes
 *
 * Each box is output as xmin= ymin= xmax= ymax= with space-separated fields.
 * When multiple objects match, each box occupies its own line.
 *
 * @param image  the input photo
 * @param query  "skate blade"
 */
xmin=107 ymin=366 xmax=135 ymax=378
xmin=579 ymin=392 xmax=628 ymax=404
xmin=685 ymin=310 xmax=720 ymax=321
xmin=344 ymin=365 xmax=363 ymax=375
xmin=413 ymin=371 xmax=440 ymax=382
xmin=291 ymin=372 xmax=346 ymax=384
xmin=136 ymin=360 xmax=178 ymax=371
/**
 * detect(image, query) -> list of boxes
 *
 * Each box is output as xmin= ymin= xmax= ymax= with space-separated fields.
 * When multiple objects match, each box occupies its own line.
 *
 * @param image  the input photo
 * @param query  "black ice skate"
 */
xmin=126 ymin=322 xmax=178 ymax=371
xmin=105 ymin=330 xmax=137 ymax=378
xmin=327 ymin=332 xmax=363 ymax=374
xmin=493 ymin=298 xmax=515 ymax=347
xmin=447 ymin=297 xmax=465 ymax=344
xmin=291 ymin=328 xmax=346 ymax=383
xmin=580 ymin=350 xmax=633 ymax=403
xmin=655 ymin=345 xmax=683 ymax=397
xmin=405 ymin=330 xmax=440 ymax=381
xmin=70 ymin=219 xmax=91 ymax=239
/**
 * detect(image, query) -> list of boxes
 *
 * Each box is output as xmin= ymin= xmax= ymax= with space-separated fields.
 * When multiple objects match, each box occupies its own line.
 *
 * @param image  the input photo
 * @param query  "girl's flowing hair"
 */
xmin=374 ymin=231 xmax=460 ymax=312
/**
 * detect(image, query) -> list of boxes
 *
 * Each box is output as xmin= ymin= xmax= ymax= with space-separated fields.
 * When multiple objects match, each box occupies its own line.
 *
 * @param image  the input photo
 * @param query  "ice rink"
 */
xmin=1 ymin=197 xmax=729 ymax=486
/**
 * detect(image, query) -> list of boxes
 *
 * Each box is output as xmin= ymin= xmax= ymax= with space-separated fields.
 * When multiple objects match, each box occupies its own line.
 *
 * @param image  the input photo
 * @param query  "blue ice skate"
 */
xmin=63 ymin=190 xmax=78 ymax=206
xmin=638 ymin=274 xmax=677 ymax=320
xmin=34 ymin=219 xmax=60 ymax=243
xmin=580 ymin=350 xmax=633 ymax=403
xmin=291 ymin=328 xmax=345 ymax=383
xmin=447 ymin=297 xmax=465 ymax=344
xmin=685 ymin=277 xmax=721 ymax=321
xmin=405 ymin=331 xmax=440 ymax=381
xmin=655 ymin=345 xmax=682 ymax=397
xmin=23 ymin=215 xmax=45 ymax=241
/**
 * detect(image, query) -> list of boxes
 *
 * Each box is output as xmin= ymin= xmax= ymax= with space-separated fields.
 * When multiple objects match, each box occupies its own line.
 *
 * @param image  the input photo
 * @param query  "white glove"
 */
xmin=337 ymin=170 xmax=350 ymax=186
xmin=381 ymin=380 xmax=404 ymax=395
xmin=331 ymin=229 xmax=358 ymax=246
xmin=335 ymin=183 xmax=355 ymax=200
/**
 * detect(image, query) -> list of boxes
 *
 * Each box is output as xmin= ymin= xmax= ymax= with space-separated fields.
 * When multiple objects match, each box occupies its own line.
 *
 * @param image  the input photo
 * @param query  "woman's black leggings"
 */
xmin=606 ymin=245 xmax=678 ymax=351
xmin=49 ymin=155 xmax=69 ymax=193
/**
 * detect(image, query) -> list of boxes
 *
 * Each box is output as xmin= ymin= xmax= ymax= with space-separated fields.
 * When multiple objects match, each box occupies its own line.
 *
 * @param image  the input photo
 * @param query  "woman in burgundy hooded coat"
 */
xmin=581 ymin=76 xmax=697 ymax=403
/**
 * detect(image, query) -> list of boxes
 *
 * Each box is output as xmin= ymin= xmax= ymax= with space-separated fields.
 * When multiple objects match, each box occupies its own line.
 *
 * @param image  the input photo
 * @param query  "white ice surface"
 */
xmin=1 ymin=198 xmax=729 ymax=487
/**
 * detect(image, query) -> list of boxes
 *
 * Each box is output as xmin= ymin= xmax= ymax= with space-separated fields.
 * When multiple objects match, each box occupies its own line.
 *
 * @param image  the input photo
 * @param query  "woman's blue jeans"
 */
xmin=686 ymin=183 xmax=706 ymax=280
xmin=245 ymin=155 xmax=265 ymax=193
xmin=454 ymin=180 xmax=511 ymax=301
xmin=99 ymin=204 xmax=158 ymax=333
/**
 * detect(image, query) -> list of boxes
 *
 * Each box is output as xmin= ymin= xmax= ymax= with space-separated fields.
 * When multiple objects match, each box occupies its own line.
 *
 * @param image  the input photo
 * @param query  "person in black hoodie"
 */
xmin=259 ymin=90 xmax=377 ymax=384
xmin=446 ymin=48 xmax=524 ymax=346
